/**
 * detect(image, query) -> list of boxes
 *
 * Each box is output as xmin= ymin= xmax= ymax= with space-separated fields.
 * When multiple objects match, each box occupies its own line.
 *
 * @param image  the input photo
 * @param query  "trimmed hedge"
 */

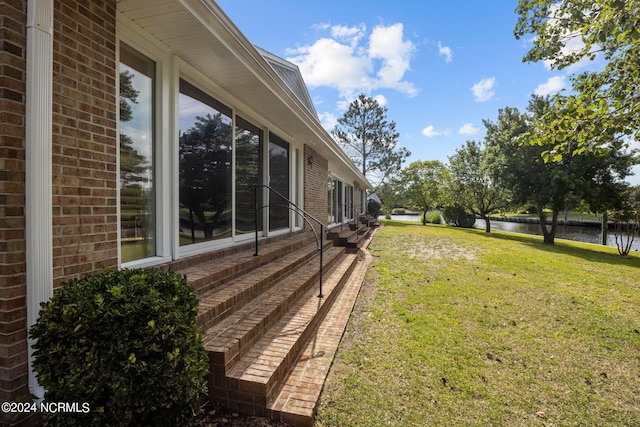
xmin=29 ymin=268 xmax=209 ymax=427
xmin=368 ymin=199 xmax=381 ymax=218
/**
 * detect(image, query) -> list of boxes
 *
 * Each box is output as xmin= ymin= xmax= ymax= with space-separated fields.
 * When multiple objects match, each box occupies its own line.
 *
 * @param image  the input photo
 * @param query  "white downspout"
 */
xmin=25 ymin=0 xmax=54 ymax=401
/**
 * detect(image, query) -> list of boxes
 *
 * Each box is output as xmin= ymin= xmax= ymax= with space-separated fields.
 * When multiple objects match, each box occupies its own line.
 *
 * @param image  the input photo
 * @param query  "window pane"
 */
xmin=235 ymin=116 xmax=263 ymax=235
xmin=269 ymin=133 xmax=289 ymax=231
xmin=327 ymin=178 xmax=335 ymax=224
xmin=179 ymin=79 xmax=232 ymax=246
xmin=119 ymin=44 xmax=155 ymax=262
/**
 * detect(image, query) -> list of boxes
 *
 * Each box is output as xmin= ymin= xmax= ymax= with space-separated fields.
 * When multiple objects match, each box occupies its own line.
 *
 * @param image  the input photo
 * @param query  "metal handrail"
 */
xmin=252 ymin=184 xmax=327 ymax=298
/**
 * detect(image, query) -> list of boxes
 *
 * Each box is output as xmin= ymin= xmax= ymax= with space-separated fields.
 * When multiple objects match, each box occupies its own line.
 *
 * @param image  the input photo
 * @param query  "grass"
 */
xmin=315 ymin=221 xmax=640 ymax=427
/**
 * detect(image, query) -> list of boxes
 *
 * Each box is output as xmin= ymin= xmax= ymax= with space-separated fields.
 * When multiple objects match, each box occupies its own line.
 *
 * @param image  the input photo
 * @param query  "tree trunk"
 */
xmin=542 ymin=210 xmax=559 ymax=245
xmin=537 ymin=207 xmax=552 ymax=244
xmin=482 ymin=214 xmax=491 ymax=233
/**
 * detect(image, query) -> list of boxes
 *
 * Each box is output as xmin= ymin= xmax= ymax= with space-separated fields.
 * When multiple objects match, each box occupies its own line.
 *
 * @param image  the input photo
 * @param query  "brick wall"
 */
xmin=51 ymin=0 xmax=118 ymax=286
xmin=0 ymin=1 xmax=118 ymax=423
xmin=303 ymin=145 xmax=328 ymax=230
xmin=0 ymin=1 xmax=29 ymax=418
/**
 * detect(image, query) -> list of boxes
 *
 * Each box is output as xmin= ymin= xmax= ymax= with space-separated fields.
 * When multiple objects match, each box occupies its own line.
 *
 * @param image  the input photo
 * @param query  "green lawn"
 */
xmin=316 ymin=221 xmax=640 ymax=427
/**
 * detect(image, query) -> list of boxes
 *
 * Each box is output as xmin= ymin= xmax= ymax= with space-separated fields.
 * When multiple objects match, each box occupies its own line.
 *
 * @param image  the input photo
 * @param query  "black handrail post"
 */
xmin=318 ymin=224 xmax=324 ymax=298
xmin=254 ymin=185 xmax=259 ymax=256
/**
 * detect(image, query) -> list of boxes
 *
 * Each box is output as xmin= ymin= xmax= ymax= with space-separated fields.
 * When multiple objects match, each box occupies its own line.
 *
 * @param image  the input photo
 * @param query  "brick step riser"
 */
xmin=263 ymin=256 xmax=357 ymax=406
xmin=224 ymin=255 xmax=359 ymax=410
xmin=346 ymin=230 xmax=372 ymax=253
xmin=192 ymin=234 xmax=328 ymax=296
xmin=196 ymin=242 xmax=333 ymax=333
xmin=207 ymin=247 xmax=347 ymax=379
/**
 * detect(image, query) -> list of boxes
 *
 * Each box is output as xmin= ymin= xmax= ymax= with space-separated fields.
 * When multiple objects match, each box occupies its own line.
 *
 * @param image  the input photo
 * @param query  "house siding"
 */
xmin=303 ymin=145 xmax=328 ymax=227
xmin=51 ymin=0 xmax=118 ymax=287
xmin=1 ymin=1 xmax=118 ymax=424
xmin=0 ymin=1 xmax=29 ymax=417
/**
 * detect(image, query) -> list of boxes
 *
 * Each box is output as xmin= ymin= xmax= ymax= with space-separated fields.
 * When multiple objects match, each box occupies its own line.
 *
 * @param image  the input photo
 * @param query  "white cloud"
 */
xmin=458 ymin=123 xmax=480 ymax=135
xmin=422 ymin=125 xmax=450 ymax=138
xmin=286 ymin=22 xmax=417 ymax=103
xmin=318 ymin=111 xmax=338 ymax=131
xmin=534 ymin=76 xmax=566 ymax=96
xmin=437 ymin=41 xmax=453 ymax=63
xmin=471 ymin=77 xmax=496 ymax=102
xmin=373 ymin=94 xmax=388 ymax=106
xmin=331 ymin=23 xmax=367 ymax=46
xmin=369 ymin=23 xmax=417 ymax=95
xmin=287 ymin=37 xmax=372 ymax=95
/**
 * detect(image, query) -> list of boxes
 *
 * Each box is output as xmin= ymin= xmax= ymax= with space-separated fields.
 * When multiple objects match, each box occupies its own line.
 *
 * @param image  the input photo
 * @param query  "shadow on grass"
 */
xmin=381 ymin=220 xmax=640 ymax=269
xmin=463 ymin=227 xmax=640 ymax=268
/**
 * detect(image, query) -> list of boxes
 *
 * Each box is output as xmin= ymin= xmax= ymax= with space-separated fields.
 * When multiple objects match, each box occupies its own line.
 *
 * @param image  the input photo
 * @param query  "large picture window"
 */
xmin=268 ymin=132 xmax=290 ymax=231
xmin=178 ymin=79 xmax=233 ymax=246
xmin=119 ymin=44 xmax=156 ymax=262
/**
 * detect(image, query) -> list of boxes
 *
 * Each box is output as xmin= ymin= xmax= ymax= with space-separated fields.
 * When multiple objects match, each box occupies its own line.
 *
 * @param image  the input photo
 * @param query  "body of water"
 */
xmin=384 ymin=214 xmax=640 ymax=252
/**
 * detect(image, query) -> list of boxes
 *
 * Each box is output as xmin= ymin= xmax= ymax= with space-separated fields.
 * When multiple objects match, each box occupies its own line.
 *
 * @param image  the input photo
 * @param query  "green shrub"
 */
xmin=29 ymin=268 xmax=209 ymax=427
xmin=422 ymin=210 xmax=442 ymax=225
xmin=368 ymin=199 xmax=381 ymax=218
xmin=442 ymin=205 xmax=476 ymax=228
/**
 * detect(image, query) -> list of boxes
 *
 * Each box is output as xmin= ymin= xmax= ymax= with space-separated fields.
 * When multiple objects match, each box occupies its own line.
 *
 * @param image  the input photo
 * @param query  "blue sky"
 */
xmin=215 ymin=0 xmax=611 ymax=173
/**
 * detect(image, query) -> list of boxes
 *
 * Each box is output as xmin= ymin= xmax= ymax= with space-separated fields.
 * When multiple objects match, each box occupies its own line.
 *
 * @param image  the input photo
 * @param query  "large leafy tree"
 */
xmin=393 ymin=160 xmax=448 ymax=221
xmin=515 ymin=0 xmax=640 ymax=156
xmin=486 ymin=96 xmax=634 ymax=244
xmin=332 ymin=94 xmax=410 ymax=191
xmin=447 ymin=140 xmax=507 ymax=233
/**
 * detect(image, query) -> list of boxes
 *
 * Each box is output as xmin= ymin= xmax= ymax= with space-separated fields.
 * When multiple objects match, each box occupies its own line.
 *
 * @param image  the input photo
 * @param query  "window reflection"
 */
xmin=269 ymin=133 xmax=290 ymax=231
xmin=179 ymin=79 xmax=232 ymax=245
xmin=236 ymin=117 xmax=263 ymax=235
xmin=119 ymin=44 xmax=155 ymax=262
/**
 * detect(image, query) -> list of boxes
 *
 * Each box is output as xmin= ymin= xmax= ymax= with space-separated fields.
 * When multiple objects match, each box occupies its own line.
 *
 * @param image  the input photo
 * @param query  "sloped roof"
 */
xmin=256 ymin=47 xmax=318 ymax=120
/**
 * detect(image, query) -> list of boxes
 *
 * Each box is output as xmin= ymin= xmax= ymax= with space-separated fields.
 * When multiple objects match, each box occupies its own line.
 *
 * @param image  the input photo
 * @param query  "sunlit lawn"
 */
xmin=316 ymin=221 xmax=640 ymax=426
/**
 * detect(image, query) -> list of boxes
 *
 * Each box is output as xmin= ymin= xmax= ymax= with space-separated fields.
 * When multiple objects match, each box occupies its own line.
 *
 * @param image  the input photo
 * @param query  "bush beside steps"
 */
xmin=29 ymin=268 xmax=209 ymax=427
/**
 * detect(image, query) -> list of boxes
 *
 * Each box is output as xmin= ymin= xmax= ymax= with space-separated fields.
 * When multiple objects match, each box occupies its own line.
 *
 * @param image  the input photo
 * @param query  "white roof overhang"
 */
xmin=117 ymin=0 xmax=371 ymax=190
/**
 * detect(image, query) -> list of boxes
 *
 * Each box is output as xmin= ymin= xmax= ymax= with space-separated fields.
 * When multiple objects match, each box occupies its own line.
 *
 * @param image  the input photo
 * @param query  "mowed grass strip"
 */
xmin=316 ymin=221 xmax=640 ymax=427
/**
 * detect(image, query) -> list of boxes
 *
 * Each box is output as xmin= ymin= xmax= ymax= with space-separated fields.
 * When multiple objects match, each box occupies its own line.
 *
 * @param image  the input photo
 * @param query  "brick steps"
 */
xmin=221 ymin=253 xmax=357 ymax=412
xmin=176 ymin=221 xmax=377 ymax=426
xmin=328 ymin=222 xmax=371 ymax=254
xmin=202 ymin=245 xmax=345 ymax=374
xmin=196 ymin=239 xmax=334 ymax=332
xmin=269 ymin=250 xmax=373 ymax=426
xmin=177 ymin=232 xmax=317 ymax=296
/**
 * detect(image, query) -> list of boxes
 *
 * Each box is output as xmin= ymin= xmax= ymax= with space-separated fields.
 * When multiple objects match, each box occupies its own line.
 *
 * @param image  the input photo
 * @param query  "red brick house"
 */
xmin=1 ymin=1 xmax=374 ymax=425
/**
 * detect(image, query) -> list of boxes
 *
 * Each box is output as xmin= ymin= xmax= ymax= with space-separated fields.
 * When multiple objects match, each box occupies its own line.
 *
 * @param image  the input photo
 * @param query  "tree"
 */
xmin=610 ymin=185 xmax=640 ymax=256
xmin=447 ymin=140 xmax=507 ymax=233
xmin=486 ymin=98 xmax=577 ymax=244
xmin=515 ymin=0 xmax=640 ymax=156
xmin=486 ymin=95 xmax=635 ymax=244
xmin=332 ymin=94 xmax=410 ymax=191
xmin=393 ymin=160 xmax=448 ymax=223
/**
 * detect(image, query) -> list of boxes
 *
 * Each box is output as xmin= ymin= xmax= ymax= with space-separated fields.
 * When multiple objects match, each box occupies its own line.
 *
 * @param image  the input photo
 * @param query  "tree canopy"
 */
xmin=515 ymin=0 xmax=640 ymax=156
xmin=393 ymin=160 xmax=448 ymax=219
xmin=332 ymin=94 xmax=410 ymax=191
xmin=447 ymin=140 xmax=507 ymax=233
xmin=484 ymin=95 xmax=635 ymax=244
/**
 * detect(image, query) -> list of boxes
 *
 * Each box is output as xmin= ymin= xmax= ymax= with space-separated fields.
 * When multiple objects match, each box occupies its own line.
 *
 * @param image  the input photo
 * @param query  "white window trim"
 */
xmin=117 ymin=15 xmax=173 ymax=268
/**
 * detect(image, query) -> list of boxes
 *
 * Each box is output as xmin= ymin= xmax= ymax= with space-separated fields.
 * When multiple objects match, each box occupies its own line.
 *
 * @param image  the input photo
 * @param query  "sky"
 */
xmin=214 ymin=0 xmax=636 ymax=181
